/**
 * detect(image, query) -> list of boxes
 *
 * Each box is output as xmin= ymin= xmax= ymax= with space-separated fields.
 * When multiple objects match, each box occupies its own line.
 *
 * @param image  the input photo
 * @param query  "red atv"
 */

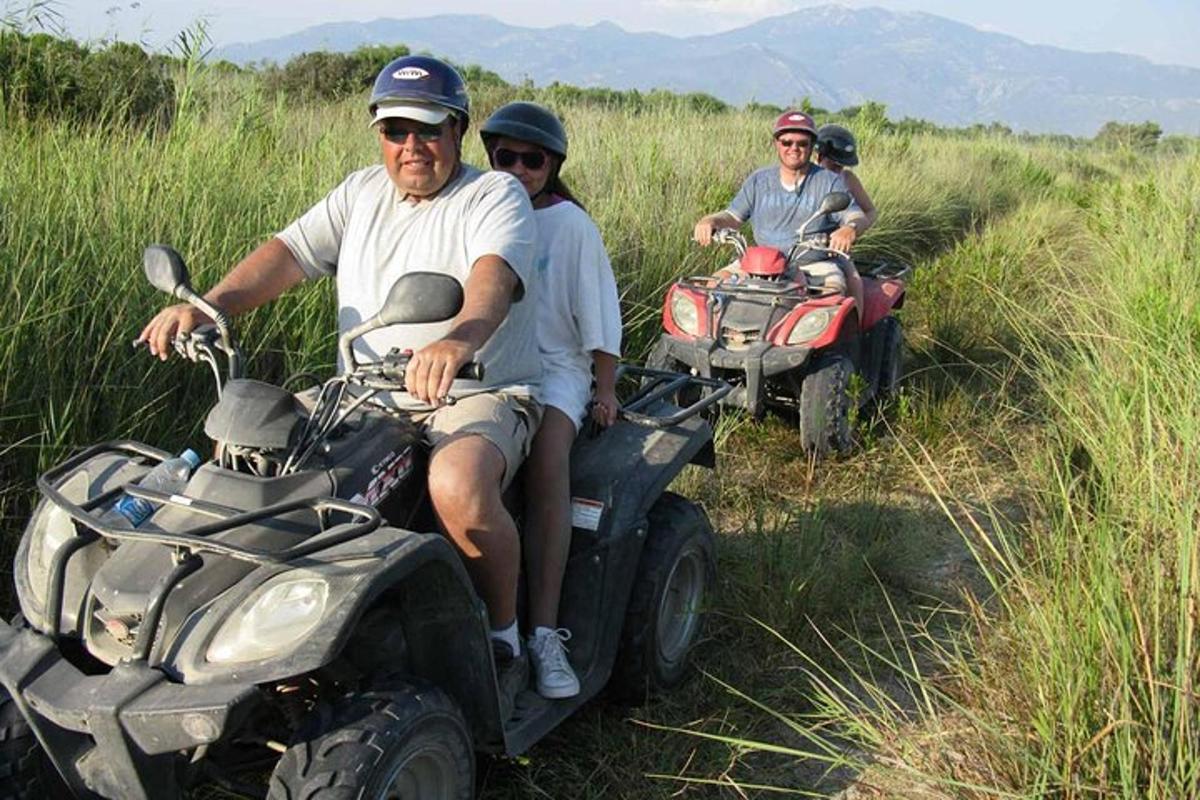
xmin=648 ymin=192 xmax=910 ymax=455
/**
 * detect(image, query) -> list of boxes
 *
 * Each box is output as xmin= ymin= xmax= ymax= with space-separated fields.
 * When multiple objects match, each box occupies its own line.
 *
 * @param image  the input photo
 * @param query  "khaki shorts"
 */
xmin=417 ymin=392 xmax=543 ymax=489
xmin=797 ymin=259 xmax=847 ymax=292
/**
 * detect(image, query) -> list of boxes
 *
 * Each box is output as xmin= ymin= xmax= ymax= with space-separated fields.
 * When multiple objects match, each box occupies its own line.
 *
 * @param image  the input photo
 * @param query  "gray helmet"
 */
xmin=480 ymin=102 xmax=568 ymax=159
xmin=817 ymin=123 xmax=859 ymax=167
xmin=369 ymin=55 xmax=470 ymax=127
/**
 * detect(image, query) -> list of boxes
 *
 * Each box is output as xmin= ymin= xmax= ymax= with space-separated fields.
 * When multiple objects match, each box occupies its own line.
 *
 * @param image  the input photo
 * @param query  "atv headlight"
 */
xmin=786 ymin=309 xmax=835 ymax=345
xmin=24 ymin=472 xmax=90 ymax=607
xmin=670 ymin=292 xmax=701 ymax=336
xmin=207 ymin=572 xmax=329 ymax=664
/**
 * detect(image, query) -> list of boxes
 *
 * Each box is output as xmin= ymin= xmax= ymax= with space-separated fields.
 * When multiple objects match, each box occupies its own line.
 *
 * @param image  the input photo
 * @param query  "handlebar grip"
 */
xmin=376 ymin=360 xmax=483 ymax=384
xmin=458 ymin=362 xmax=484 ymax=381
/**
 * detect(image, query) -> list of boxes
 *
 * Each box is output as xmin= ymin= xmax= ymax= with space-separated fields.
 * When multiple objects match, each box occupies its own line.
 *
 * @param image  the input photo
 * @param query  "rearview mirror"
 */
xmin=378 ymin=272 xmax=464 ymax=326
xmin=819 ymin=191 xmax=852 ymax=215
xmin=338 ymin=271 xmax=466 ymax=372
xmin=143 ymin=244 xmax=192 ymax=298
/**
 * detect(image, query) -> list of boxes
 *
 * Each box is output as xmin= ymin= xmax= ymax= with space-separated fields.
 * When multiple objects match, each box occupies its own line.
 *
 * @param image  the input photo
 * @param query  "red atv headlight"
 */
xmin=665 ymin=287 xmax=706 ymax=338
xmin=784 ymin=308 xmax=836 ymax=345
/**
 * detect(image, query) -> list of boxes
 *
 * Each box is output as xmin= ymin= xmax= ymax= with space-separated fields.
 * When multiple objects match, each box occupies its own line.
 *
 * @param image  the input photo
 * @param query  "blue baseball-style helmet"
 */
xmin=369 ymin=55 xmax=470 ymax=127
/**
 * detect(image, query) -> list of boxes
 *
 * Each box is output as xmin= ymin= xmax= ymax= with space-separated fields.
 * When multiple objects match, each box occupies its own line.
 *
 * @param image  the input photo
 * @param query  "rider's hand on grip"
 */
xmin=404 ymin=339 xmax=480 ymax=406
xmin=137 ymin=303 xmax=213 ymax=361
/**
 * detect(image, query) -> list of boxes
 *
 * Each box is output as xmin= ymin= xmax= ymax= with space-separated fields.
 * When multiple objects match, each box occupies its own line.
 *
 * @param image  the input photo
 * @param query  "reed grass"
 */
xmin=2 ymin=71 xmax=1197 ymax=798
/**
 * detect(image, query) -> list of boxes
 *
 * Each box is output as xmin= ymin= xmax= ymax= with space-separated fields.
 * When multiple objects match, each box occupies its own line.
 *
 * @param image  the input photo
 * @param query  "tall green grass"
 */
xmin=4 ymin=72 xmax=1195 ymax=798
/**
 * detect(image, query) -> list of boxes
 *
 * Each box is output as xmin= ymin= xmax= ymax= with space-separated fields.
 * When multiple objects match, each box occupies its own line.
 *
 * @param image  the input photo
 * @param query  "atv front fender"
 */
xmin=160 ymin=527 xmax=502 ymax=748
xmin=0 ymin=620 xmax=257 ymax=800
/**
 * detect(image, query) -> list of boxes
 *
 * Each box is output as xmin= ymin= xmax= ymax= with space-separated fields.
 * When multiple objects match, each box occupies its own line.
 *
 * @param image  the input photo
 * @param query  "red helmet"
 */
xmin=773 ymin=110 xmax=817 ymax=139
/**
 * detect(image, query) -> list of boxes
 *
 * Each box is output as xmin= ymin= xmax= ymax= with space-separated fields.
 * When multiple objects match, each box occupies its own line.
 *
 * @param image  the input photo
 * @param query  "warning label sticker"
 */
xmin=570 ymin=497 xmax=605 ymax=531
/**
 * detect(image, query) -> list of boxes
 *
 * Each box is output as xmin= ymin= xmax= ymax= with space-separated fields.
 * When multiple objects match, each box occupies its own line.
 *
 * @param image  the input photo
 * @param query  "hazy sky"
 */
xmin=47 ymin=0 xmax=1200 ymax=69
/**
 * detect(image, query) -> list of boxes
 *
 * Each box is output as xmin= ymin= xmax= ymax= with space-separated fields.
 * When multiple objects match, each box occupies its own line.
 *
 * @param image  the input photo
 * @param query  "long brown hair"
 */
xmin=485 ymin=137 xmax=586 ymax=211
xmin=546 ymin=155 xmax=586 ymax=211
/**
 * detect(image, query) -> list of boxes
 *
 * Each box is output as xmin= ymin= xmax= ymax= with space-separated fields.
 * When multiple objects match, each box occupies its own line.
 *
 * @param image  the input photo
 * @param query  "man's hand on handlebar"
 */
xmin=829 ymin=225 xmax=858 ymax=254
xmin=136 ymin=304 xmax=214 ymax=361
xmin=692 ymin=218 xmax=719 ymax=247
xmin=405 ymin=338 xmax=476 ymax=406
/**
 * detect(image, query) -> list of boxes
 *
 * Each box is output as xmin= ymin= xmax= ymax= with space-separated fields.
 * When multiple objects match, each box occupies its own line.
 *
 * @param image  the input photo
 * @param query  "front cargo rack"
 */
xmin=35 ymin=440 xmax=381 ymax=646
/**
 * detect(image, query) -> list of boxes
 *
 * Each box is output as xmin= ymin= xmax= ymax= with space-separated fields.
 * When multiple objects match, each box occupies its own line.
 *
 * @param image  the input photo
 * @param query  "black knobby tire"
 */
xmin=268 ymin=684 xmax=473 ymax=800
xmin=797 ymin=355 xmax=853 ymax=456
xmin=875 ymin=316 xmax=903 ymax=400
xmin=612 ymin=492 xmax=716 ymax=700
xmin=0 ymin=691 xmax=71 ymax=800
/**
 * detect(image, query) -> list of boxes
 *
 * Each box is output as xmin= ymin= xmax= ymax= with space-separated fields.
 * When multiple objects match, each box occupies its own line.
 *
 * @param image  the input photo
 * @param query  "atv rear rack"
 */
xmin=857 ymin=259 xmax=912 ymax=280
xmin=616 ymin=365 xmax=731 ymax=428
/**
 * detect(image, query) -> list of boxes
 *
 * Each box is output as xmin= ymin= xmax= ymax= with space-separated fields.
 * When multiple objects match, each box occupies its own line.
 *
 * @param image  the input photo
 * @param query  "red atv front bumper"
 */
xmin=648 ymin=334 xmax=813 ymax=417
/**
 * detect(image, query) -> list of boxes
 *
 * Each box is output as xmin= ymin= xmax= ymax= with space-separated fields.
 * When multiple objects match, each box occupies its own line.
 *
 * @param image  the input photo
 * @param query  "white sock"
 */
xmin=490 ymin=621 xmax=521 ymax=657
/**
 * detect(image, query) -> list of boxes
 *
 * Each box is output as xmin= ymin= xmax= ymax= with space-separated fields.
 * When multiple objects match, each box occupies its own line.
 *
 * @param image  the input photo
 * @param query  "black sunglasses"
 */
xmin=379 ymin=121 xmax=445 ymax=144
xmin=776 ymin=137 xmax=814 ymax=149
xmin=492 ymin=148 xmax=548 ymax=170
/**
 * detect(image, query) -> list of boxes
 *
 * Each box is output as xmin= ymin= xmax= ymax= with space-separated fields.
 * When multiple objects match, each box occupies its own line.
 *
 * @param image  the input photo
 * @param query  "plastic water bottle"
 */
xmin=110 ymin=449 xmax=202 ymax=527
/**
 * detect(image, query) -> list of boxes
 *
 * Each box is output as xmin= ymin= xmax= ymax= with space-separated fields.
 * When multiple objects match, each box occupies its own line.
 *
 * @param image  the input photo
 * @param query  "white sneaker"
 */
xmin=527 ymin=628 xmax=581 ymax=699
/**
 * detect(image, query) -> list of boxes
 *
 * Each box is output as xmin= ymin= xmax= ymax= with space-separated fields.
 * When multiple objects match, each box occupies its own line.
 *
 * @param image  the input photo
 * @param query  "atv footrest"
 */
xmin=858 ymin=259 xmax=912 ymax=280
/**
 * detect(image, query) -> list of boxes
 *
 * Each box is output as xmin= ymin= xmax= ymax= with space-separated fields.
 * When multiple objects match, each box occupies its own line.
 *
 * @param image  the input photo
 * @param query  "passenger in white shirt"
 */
xmin=481 ymin=102 xmax=623 ymax=700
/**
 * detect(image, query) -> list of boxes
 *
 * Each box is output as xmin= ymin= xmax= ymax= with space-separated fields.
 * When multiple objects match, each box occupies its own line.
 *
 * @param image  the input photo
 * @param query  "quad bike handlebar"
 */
xmin=707 ymin=227 xmax=851 ymax=274
xmin=711 ymin=228 xmax=748 ymax=256
xmin=348 ymin=347 xmax=484 ymax=391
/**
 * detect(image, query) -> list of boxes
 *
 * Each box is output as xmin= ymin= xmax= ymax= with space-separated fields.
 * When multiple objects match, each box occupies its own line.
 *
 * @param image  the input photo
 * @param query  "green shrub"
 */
xmin=257 ymin=44 xmax=509 ymax=104
xmin=1095 ymin=119 xmax=1163 ymax=151
xmin=257 ymin=44 xmax=460 ymax=103
xmin=79 ymin=41 xmax=174 ymax=124
xmin=0 ymin=30 xmax=173 ymax=124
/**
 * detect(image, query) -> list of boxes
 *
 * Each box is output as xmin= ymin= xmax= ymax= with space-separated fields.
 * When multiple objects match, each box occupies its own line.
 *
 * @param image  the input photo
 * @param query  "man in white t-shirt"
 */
xmin=137 ymin=56 xmax=540 ymax=704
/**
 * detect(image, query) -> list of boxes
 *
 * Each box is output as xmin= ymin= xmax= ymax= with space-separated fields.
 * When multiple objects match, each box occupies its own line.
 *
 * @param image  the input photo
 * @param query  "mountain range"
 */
xmin=214 ymin=6 xmax=1200 ymax=136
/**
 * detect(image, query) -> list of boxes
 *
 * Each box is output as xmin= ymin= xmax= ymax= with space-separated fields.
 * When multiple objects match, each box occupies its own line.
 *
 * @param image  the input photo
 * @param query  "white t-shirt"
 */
xmin=277 ymin=164 xmax=540 ymax=410
xmin=532 ymin=201 xmax=622 ymax=427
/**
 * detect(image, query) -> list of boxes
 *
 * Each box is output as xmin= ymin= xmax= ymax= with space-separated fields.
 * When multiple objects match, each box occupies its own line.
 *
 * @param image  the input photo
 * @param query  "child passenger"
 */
xmin=481 ymin=102 xmax=622 ymax=699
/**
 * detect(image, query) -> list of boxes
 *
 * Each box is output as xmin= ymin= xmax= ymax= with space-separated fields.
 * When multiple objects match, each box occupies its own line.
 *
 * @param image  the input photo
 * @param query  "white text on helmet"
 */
xmin=392 ymin=67 xmax=430 ymax=80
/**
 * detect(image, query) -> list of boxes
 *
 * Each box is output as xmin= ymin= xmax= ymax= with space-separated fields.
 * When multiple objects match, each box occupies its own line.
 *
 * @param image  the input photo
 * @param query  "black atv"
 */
xmin=0 ymin=246 xmax=729 ymax=799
